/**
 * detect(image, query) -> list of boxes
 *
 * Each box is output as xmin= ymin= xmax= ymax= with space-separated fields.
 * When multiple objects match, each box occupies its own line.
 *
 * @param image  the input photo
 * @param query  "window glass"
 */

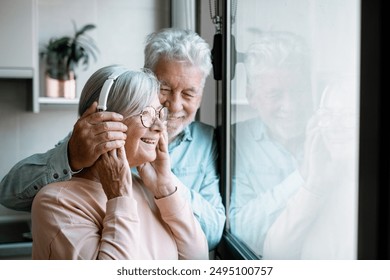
xmin=228 ymin=0 xmax=360 ymax=259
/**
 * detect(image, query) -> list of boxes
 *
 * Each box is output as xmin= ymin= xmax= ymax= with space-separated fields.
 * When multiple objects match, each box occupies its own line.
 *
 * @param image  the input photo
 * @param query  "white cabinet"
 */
xmin=0 ymin=0 xmax=35 ymax=70
xmin=0 ymin=0 xmax=39 ymax=112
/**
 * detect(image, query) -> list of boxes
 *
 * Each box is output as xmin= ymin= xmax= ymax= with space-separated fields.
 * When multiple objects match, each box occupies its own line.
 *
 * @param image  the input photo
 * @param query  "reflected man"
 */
xmin=230 ymin=31 xmax=313 ymax=257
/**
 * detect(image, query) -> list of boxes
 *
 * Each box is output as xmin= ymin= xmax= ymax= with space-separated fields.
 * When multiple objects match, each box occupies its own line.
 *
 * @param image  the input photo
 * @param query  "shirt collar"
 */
xmin=248 ymin=117 xmax=305 ymax=161
xmin=248 ymin=118 xmax=269 ymax=142
xmin=168 ymin=124 xmax=193 ymax=150
xmin=181 ymin=124 xmax=193 ymax=142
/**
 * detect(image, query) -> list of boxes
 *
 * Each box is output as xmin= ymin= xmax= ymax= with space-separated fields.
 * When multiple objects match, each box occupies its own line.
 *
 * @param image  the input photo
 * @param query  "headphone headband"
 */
xmin=97 ymin=68 xmax=128 ymax=111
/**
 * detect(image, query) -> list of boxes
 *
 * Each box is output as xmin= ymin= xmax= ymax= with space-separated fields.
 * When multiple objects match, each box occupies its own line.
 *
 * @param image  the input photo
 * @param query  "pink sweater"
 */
xmin=31 ymin=176 xmax=208 ymax=259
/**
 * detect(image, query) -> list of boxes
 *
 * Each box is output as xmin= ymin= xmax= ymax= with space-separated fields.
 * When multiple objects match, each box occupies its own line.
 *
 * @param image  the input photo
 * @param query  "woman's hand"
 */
xmin=300 ymin=113 xmax=337 ymax=195
xmin=137 ymin=129 xmax=176 ymax=198
xmin=95 ymin=146 xmax=133 ymax=200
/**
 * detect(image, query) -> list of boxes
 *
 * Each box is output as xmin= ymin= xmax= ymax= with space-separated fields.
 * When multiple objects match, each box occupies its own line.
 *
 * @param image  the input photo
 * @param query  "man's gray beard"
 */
xmin=167 ymin=120 xmax=192 ymax=143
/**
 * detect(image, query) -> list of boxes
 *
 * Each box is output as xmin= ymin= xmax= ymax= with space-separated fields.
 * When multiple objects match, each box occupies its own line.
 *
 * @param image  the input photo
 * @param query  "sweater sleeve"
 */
xmin=262 ymin=187 xmax=325 ymax=259
xmin=32 ymin=188 xmax=142 ymax=260
xmin=155 ymin=185 xmax=209 ymax=260
xmin=98 ymin=196 xmax=141 ymax=259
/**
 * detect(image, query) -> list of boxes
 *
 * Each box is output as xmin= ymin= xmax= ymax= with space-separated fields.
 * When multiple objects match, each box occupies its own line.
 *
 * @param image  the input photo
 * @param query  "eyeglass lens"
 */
xmin=140 ymin=107 xmax=168 ymax=128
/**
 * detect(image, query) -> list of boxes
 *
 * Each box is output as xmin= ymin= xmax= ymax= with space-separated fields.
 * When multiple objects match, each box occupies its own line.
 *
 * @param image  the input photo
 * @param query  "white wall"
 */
xmin=0 ymin=0 xmax=170 ymax=218
xmin=38 ymin=0 xmax=170 ymax=99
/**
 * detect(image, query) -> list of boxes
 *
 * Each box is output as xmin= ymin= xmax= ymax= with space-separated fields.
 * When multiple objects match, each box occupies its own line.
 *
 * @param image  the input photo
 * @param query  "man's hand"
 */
xmin=68 ymin=101 xmax=128 ymax=171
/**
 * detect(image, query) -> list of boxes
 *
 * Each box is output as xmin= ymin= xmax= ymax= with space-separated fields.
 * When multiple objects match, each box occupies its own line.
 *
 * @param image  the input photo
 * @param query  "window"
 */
xmin=219 ymin=0 xmax=361 ymax=260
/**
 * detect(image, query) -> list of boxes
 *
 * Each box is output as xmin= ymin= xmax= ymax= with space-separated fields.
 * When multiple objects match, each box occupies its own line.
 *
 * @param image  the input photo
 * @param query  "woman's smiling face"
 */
xmin=122 ymin=96 xmax=164 ymax=167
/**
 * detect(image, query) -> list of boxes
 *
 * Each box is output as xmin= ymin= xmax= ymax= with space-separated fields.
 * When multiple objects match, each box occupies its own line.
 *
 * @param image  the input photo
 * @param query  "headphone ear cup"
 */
xmin=97 ymin=68 xmax=128 ymax=112
xmin=97 ymin=79 xmax=115 ymax=112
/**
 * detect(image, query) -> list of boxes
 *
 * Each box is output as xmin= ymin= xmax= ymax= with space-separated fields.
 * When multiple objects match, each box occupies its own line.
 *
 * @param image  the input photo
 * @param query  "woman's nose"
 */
xmin=150 ymin=117 xmax=165 ymax=132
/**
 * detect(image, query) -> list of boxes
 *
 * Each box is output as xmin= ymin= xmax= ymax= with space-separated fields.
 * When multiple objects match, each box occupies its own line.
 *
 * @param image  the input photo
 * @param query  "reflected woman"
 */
xmin=263 ymin=77 xmax=358 ymax=259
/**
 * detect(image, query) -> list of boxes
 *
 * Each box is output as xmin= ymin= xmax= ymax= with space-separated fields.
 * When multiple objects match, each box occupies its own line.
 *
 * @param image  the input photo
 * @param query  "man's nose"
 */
xmin=279 ymin=93 xmax=295 ymax=112
xmin=163 ymin=93 xmax=183 ymax=113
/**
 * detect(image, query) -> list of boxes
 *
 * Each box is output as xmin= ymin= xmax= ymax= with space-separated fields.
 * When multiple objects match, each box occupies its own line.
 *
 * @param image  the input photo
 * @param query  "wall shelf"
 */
xmin=0 ymin=68 xmax=34 ymax=79
xmin=38 ymin=97 xmax=79 ymax=105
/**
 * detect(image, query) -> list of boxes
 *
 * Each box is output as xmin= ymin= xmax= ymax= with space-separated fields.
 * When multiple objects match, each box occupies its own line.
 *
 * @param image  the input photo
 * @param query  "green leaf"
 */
xmin=44 ymin=21 xmax=99 ymax=78
xmin=75 ymin=24 xmax=96 ymax=38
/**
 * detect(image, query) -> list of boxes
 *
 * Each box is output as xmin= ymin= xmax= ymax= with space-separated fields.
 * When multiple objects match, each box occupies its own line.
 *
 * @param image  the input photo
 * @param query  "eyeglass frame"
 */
xmin=128 ymin=106 xmax=168 ymax=128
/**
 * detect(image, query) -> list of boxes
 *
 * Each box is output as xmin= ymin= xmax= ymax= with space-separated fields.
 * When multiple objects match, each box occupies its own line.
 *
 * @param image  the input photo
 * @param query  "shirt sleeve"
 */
xmin=176 ymin=130 xmax=226 ymax=251
xmin=0 ymin=134 xmax=72 ymax=211
xmin=155 ymin=185 xmax=209 ymax=260
xmin=230 ymin=169 xmax=304 ymax=257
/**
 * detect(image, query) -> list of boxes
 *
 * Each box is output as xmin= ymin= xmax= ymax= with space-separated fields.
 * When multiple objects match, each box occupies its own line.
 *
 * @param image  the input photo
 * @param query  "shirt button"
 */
xmin=33 ymin=186 xmax=38 ymax=190
xmin=63 ymin=169 xmax=68 ymax=175
xmin=53 ymin=173 xmax=59 ymax=179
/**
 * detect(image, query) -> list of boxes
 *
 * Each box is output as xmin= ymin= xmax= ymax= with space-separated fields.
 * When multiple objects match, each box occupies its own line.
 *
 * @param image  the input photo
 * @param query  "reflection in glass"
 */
xmin=228 ymin=0 xmax=359 ymax=259
xmin=230 ymin=31 xmax=313 ymax=258
xmin=262 ymin=78 xmax=358 ymax=259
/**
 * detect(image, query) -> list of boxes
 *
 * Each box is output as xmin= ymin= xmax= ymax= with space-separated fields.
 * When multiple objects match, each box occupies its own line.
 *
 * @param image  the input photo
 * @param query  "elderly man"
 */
xmin=0 ymin=28 xmax=225 ymax=251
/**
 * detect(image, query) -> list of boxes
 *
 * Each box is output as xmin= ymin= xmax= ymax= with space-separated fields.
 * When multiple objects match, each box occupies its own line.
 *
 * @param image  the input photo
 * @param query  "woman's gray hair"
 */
xmin=144 ymin=28 xmax=212 ymax=86
xmin=78 ymin=65 xmax=159 ymax=117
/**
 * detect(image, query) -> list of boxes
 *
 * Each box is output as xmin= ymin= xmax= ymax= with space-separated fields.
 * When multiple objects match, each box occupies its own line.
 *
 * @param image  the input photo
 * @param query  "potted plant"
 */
xmin=42 ymin=21 xmax=99 ymax=99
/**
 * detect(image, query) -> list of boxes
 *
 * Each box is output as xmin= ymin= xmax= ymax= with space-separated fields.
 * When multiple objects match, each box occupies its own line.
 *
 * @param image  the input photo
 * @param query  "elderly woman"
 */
xmin=31 ymin=65 xmax=208 ymax=260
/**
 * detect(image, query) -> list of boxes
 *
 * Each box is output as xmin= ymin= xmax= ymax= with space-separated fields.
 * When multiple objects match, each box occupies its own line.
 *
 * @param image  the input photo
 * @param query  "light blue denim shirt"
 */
xmin=0 ymin=121 xmax=225 ymax=250
xmin=229 ymin=117 xmax=304 ymax=257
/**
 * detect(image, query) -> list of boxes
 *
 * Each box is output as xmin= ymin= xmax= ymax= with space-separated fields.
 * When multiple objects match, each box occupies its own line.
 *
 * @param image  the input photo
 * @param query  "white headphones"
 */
xmin=97 ymin=68 xmax=128 ymax=111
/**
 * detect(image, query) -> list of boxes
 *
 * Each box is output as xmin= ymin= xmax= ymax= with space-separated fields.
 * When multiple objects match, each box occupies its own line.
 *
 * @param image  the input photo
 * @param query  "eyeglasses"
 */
xmin=135 ymin=106 xmax=168 ymax=128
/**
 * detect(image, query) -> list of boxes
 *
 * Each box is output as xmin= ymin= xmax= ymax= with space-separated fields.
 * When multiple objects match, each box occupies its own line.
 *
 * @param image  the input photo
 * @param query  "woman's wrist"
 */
xmin=154 ymin=185 xmax=177 ymax=199
xmin=105 ymin=187 xmax=133 ymax=200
